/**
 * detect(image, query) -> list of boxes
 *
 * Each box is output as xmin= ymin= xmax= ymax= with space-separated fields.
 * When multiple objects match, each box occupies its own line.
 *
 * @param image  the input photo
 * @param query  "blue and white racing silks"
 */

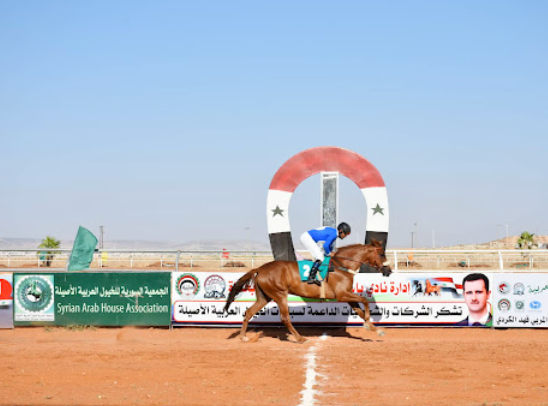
xmin=307 ymin=227 xmax=338 ymax=255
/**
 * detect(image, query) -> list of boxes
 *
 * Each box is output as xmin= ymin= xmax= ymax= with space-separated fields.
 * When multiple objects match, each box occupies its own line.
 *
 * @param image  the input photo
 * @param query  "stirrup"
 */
xmin=307 ymin=278 xmax=321 ymax=286
xmin=307 ymin=260 xmax=322 ymax=286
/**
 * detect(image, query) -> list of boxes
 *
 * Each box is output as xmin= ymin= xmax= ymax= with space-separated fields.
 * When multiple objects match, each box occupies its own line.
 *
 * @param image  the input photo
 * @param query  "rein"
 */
xmin=329 ymin=256 xmax=365 ymax=274
xmin=330 ymin=251 xmax=388 ymax=275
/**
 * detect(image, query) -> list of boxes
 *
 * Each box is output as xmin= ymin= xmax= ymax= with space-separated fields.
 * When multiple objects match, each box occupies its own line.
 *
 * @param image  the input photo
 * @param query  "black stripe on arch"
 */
xmin=269 ymin=232 xmax=297 ymax=262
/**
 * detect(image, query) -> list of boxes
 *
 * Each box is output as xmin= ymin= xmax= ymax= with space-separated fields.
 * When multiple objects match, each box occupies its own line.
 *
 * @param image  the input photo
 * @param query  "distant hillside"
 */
xmin=0 ymin=238 xmax=271 ymax=251
xmin=2 ymin=236 xmax=546 ymax=251
xmin=447 ymin=235 xmax=548 ymax=250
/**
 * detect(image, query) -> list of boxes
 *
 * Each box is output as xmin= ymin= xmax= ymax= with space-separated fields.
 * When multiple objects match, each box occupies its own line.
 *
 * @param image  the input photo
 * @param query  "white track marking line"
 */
xmin=299 ymin=334 xmax=328 ymax=406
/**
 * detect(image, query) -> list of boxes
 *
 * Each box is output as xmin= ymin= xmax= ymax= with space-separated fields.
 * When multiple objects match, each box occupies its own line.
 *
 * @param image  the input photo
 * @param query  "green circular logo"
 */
xmin=15 ymin=276 xmax=54 ymax=313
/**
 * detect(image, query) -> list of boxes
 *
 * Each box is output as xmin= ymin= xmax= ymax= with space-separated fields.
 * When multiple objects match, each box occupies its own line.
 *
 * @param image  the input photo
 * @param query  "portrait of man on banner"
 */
xmin=456 ymin=273 xmax=493 ymax=327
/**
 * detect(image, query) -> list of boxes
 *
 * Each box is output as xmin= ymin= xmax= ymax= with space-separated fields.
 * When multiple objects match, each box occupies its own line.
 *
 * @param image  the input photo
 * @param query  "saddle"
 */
xmin=298 ymin=258 xmax=331 ymax=299
xmin=297 ymin=258 xmax=331 ymax=283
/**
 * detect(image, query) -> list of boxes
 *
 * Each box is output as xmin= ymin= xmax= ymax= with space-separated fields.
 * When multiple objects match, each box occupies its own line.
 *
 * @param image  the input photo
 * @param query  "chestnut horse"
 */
xmin=224 ymin=240 xmax=391 ymax=343
xmin=425 ymin=279 xmax=441 ymax=296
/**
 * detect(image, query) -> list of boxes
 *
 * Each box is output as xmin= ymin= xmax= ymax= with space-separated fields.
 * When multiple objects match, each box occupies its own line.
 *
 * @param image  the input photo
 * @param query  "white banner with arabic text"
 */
xmin=171 ymin=271 xmax=503 ymax=327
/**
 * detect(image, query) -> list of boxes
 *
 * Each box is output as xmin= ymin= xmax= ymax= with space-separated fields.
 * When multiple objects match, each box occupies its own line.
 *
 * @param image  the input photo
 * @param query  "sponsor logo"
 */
xmin=203 ymin=275 xmax=226 ymax=299
xmin=515 ymin=300 xmax=525 ymax=310
xmin=513 ymin=283 xmax=525 ymax=295
xmin=176 ymin=274 xmax=200 ymax=298
xmin=0 ymin=278 xmax=13 ymax=305
xmin=14 ymin=275 xmax=54 ymax=314
xmin=498 ymin=299 xmax=511 ymax=311
xmin=498 ymin=282 xmax=510 ymax=294
xmin=529 ymin=301 xmax=542 ymax=310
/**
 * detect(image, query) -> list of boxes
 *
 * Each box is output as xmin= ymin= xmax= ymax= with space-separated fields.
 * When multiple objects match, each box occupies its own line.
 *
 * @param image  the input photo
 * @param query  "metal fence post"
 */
xmin=498 ymin=251 xmax=504 ymax=270
xmin=175 ymin=251 xmax=180 ymax=271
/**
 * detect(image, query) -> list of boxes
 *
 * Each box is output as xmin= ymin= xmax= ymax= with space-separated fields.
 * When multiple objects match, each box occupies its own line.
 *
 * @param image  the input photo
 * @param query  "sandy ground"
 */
xmin=1 ymin=326 xmax=547 ymax=406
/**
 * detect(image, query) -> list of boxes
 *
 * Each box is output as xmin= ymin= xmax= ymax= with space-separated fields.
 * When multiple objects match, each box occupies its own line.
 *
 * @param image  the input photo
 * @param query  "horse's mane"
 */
xmin=339 ymin=244 xmax=363 ymax=249
xmin=336 ymin=242 xmax=384 ymax=257
xmin=336 ymin=244 xmax=367 ymax=254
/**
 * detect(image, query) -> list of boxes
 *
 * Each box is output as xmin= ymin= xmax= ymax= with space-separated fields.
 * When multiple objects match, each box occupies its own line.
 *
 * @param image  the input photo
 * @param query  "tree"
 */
xmin=516 ymin=231 xmax=537 ymax=250
xmin=38 ymin=236 xmax=61 ymax=267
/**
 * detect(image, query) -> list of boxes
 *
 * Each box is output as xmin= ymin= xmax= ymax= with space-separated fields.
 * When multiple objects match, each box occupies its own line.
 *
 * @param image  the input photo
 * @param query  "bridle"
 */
xmin=329 ymin=255 xmax=374 ymax=274
xmin=329 ymin=251 xmax=390 ymax=275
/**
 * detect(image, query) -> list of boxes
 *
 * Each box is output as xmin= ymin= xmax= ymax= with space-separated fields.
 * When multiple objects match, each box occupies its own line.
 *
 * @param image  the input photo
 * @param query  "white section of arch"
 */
xmin=266 ymin=189 xmax=292 ymax=234
xmin=361 ymin=186 xmax=390 ymax=233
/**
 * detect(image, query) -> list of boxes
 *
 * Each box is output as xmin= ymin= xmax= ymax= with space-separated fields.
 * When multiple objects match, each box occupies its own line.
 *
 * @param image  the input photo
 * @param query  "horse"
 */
xmin=224 ymin=239 xmax=392 ymax=343
xmin=26 ymin=280 xmax=42 ymax=302
xmin=424 ymin=279 xmax=441 ymax=296
xmin=412 ymin=280 xmax=424 ymax=297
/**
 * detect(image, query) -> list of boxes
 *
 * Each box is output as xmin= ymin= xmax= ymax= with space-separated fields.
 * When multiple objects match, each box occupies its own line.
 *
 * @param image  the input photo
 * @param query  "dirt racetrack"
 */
xmin=1 ymin=326 xmax=547 ymax=406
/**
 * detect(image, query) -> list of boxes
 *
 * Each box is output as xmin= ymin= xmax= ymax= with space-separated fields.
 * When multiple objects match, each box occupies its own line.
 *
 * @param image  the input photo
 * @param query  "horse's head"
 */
xmin=333 ymin=239 xmax=392 ymax=276
xmin=369 ymin=239 xmax=392 ymax=277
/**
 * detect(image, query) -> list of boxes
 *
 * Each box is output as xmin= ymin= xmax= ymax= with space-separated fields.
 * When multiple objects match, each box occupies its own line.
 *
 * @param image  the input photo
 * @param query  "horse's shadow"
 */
xmin=226 ymin=326 xmax=378 ymax=343
xmin=225 ymin=294 xmax=387 ymax=344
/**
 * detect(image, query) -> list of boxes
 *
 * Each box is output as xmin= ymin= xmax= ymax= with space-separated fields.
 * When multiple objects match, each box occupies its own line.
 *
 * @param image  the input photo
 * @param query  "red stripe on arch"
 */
xmin=269 ymin=146 xmax=385 ymax=192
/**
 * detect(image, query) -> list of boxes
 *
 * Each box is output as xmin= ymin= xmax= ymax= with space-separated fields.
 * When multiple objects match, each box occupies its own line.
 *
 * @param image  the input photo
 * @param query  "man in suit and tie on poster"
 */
xmin=456 ymin=273 xmax=493 ymax=327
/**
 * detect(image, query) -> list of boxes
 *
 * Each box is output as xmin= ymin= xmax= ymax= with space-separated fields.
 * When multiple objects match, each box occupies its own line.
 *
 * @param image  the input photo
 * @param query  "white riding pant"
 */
xmin=300 ymin=232 xmax=325 ymax=262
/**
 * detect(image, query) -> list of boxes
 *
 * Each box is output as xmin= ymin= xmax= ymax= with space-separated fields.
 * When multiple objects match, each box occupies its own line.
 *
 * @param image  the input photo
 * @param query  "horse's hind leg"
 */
xmin=240 ymin=293 xmax=269 ymax=342
xmin=274 ymin=296 xmax=306 ymax=344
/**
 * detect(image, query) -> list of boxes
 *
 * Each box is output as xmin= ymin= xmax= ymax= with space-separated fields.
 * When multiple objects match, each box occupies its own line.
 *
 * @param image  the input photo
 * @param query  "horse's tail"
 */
xmin=223 ymin=269 xmax=258 ymax=313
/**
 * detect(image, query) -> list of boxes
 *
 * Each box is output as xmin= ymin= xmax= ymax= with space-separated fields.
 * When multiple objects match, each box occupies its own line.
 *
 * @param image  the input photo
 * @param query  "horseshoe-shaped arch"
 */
xmin=267 ymin=146 xmax=389 ymax=263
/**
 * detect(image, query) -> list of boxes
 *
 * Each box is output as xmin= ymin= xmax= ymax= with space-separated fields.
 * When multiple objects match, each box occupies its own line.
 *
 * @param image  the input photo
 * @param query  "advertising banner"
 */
xmin=0 ymin=273 xmax=14 ymax=329
xmin=14 ymin=273 xmax=171 ymax=326
xmin=493 ymin=273 xmax=548 ymax=327
xmin=171 ymin=271 xmax=495 ymax=327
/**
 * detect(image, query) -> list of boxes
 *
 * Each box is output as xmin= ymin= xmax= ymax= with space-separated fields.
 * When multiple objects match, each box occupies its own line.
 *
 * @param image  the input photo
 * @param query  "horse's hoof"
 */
xmin=249 ymin=333 xmax=262 ymax=343
xmin=363 ymin=324 xmax=371 ymax=331
xmin=241 ymin=336 xmax=250 ymax=343
xmin=376 ymin=329 xmax=386 ymax=337
xmin=297 ymin=337 xmax=308 ymax=344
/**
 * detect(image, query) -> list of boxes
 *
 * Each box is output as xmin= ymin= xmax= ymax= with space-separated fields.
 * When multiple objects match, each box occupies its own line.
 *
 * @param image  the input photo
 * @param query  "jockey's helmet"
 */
xmin=337 ymin=222 xmax=351 ymax=235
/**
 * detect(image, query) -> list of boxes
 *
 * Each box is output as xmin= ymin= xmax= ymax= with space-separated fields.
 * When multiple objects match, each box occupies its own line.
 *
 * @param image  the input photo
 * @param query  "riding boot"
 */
xmin=307 ymin=260 xmax=322 ymax=286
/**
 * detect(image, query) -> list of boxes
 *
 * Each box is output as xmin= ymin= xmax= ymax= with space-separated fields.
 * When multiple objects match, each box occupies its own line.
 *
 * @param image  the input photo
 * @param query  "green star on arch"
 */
xmin=272 ymin=205 xmax=284 ymax=217
xmin=371 ymin=204 xmax=384 ymax=215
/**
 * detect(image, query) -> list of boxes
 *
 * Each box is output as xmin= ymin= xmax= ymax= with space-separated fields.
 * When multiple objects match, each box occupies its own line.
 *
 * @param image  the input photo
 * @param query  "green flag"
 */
xmin=67 ymin=226 xmax=98 ymax=271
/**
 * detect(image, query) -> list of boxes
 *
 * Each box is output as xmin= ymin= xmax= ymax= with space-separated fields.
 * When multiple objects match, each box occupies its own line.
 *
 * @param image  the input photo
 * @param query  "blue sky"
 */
xmin=1 ymin=1 xmax=546 ymax=248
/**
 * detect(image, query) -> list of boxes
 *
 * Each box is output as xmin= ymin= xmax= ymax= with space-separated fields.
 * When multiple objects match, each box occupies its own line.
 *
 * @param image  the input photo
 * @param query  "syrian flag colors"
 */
xmin=267 ymin=146 xmax=389 ymax=262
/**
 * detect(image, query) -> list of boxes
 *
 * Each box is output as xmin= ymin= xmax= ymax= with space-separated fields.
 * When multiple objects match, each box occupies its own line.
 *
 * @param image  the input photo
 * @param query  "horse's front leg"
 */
xmin=338 ymin=292 xmax=385 ymax=337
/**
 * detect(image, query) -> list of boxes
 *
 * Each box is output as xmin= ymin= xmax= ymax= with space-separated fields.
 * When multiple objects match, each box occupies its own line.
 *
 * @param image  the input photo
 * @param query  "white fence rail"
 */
xmin=1 ymin=249 xmax=548 ymax=272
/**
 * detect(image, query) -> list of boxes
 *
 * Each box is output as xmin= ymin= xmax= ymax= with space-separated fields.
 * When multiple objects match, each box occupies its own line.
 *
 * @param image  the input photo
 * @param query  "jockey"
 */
xmin=300 ymin=222 xmax=351 ymax=285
